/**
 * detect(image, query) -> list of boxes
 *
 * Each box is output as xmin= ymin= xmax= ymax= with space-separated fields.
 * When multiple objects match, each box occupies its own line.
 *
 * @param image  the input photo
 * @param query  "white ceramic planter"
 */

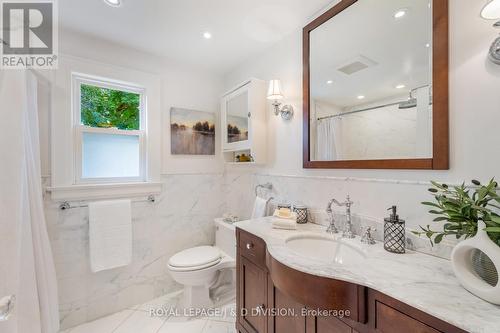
xmin=451 ymin=221 xmax=500 ymax=304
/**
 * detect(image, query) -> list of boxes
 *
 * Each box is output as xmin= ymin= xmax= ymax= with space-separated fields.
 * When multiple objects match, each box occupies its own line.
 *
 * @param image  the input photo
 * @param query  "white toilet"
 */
xmin=168 ymin=218 xmax=236 ymax=309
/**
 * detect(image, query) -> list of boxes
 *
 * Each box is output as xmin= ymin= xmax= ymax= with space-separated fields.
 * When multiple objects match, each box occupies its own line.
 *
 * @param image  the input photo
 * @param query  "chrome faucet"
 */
xmin=361 ymin=227 xmax=376 ymax=245
xmin=325 ymin=199 xmax=339 ymax=234
xmin=343 ymin=196 xmax=355 ymax=238
xmin=326 ymin=195 xmax=355 ymax=238
xmin=325 ymin=195 xmax=355 ymax=238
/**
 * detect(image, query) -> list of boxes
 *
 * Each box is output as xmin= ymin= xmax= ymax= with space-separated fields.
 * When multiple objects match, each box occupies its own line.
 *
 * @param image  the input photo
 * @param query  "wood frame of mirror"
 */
xmin=303 ymin=0 xmax=449 ymax=170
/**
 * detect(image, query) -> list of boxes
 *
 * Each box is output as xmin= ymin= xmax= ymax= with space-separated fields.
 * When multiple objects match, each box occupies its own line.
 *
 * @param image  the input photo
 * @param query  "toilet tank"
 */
xmin=215 ymin=218 xmax=236 ymax=259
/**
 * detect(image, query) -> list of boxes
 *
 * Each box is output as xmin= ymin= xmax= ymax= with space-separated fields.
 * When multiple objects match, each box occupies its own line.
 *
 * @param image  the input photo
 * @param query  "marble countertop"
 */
xmin=234 ymin=217 xmax=500 ymax=333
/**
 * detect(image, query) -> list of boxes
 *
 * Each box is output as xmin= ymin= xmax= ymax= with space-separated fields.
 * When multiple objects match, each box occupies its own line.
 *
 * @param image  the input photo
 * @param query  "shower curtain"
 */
xmin=0 ymin=70 xmax=59 ymax=333
xmin=316 ymin=117 xmax=339 ymax=160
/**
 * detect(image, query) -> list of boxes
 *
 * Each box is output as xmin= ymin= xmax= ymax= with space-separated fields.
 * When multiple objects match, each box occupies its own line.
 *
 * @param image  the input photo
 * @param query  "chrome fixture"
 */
xmin=104 ymin=0 xmax=122 ymax=7
xmin=481 ymin=0 xmax=500 ymax=64
xmin=0 ymin=295 xmax=15 ymax=322
xmin=326 ymin=195 xmax=354 ymax=237
xmin=361 ymin=227 xmax=376 ymax=245
xmin=489 ymin=36 xmax=500 ymax=64
xmin=325 ymin=199 xmax=339 ymax=234
xmin=59 ymin=195 xmax=156 ymax=210
xmin=255 ymin=182 xmax=273 ymax=196
xmin=341 ymin=195 xmax=355 ymax=238
xmin=267 ymin=80 xmax=294 ymax=120
xmin=398 ymin=91 xmax=417 ymax=109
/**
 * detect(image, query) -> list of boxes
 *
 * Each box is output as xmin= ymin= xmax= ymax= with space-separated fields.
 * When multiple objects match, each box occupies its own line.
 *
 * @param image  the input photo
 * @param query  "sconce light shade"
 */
xmin=267 ymin=80 xmax=284 ymax=100
xmin=481 ymin=0 xmax=500 ymax=19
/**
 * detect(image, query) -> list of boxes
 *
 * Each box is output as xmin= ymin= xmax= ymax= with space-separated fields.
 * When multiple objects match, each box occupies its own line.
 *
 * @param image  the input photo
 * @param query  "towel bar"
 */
xmin=59 ymin=195 xmax=156 ymax=210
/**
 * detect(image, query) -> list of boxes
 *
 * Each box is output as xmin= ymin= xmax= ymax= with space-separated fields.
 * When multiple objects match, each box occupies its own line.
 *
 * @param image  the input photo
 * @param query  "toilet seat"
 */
xmin=168 ymin=246 xmax=222 ymax=272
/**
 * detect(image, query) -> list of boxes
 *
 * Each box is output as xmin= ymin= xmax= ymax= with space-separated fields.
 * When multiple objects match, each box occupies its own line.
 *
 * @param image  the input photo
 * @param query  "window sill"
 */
xmin=46 ymin=182 xmax=163 ymax=201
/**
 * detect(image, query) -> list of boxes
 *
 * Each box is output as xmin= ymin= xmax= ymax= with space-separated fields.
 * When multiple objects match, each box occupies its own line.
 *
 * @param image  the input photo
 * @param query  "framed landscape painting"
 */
xmin=170 ymin=107 xmax=215 ymax=155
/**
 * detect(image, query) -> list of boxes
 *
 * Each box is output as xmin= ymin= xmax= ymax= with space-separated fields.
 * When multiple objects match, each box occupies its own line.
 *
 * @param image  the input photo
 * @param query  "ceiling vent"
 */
xmin=337 ymin=55 xmax=377 ymax=75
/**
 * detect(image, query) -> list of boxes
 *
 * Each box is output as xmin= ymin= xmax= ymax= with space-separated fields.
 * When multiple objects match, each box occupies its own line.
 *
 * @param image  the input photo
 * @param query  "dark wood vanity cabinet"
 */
xmin=236 ymin=228 xmax=468 ymax=333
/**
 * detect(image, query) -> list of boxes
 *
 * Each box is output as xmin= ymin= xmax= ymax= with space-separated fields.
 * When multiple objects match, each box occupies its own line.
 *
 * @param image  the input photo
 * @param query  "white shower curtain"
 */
xmin=0 ymin=70 xmax=59 ymax=333
xmin=316 ymin=117 xmax=339 ymax=160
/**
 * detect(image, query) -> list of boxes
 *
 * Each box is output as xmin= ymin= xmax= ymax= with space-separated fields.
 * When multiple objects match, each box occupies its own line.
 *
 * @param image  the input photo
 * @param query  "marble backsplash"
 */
xmin=223 ymin=171 xmax=456 ymax=260
xmin=44 ymin=174 xmax=226 ymax=330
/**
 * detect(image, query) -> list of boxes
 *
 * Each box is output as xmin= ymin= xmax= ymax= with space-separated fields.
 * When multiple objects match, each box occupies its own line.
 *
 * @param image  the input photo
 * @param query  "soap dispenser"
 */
xmin=384 ymin=206 xmax=406 ymax=254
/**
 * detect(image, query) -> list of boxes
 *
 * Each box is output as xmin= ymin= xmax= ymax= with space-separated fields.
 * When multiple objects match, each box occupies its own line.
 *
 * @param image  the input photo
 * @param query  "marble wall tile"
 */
xmin=45 ymin=170 xmax=457 ymax=330
xmin=45 ymin=174 xmax=225 ymax=330
xmin=225 ymin=172 xmax=455 ymax=260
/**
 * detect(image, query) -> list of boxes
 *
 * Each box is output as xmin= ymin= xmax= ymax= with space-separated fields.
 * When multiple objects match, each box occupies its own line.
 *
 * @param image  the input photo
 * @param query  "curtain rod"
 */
xmin=317 ymin=84 xmax=431 ymax=121
xmin=317 ymin=101 xmax=405 ymax=121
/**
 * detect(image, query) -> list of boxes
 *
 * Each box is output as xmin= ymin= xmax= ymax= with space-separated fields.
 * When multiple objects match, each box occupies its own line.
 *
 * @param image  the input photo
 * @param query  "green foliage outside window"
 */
xmin=80 ymin=84 xmax=140 ymax=130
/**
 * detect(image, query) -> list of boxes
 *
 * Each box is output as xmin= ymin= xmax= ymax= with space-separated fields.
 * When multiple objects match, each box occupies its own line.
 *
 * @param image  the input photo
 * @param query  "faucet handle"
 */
xmin=361 ymin=227 xmax=376 ymax=245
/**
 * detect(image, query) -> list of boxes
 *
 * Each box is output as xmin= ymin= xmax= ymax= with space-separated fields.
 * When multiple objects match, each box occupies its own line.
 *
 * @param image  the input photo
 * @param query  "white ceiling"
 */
xmin=59 ymin=0 xmax=335 ymax=74
xmin=310 ymin=0 xmax=432 ymax=108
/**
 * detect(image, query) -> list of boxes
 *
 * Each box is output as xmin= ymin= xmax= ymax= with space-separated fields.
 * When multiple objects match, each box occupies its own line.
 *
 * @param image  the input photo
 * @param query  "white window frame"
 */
xmin=72 ymin=73 xmax=147 ymax=184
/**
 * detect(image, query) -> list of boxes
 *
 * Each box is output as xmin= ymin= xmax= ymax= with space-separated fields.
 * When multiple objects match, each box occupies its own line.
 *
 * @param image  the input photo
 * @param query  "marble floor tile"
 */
xmin=157 ymin=316 xmax=208 ymax=333
xmin=202 ymin=302 xmax=236 ymax=323
xmin=65 ymin=310 xmax=134 ymax=333
xmin=113 ymin=310 xmax=166 ymax=333
xmin=63 ymin=290 xmax=236 ymax=333
xmin=134 ymin=290 xmax=182 ymax=313
xmin=202 ymin=320 xmax=237 ymax=333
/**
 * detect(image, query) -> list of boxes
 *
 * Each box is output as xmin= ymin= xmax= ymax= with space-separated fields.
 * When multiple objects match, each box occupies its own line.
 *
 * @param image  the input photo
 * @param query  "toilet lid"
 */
xmin=168 ymin=246 xmax=222 ymax=268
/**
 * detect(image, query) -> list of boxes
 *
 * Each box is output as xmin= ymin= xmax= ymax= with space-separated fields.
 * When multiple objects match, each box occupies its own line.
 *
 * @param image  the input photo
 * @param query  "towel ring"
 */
xmin=255 ymin=183 xmax=273 ymax=196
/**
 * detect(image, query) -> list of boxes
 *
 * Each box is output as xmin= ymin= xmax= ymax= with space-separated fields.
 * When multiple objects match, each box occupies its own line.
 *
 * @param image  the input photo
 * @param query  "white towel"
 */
xmin=251 ymin=197 xmax=269 ymax=219
xmin=272 ymin=218 xmax=297 ymax=230
xmin=89 ymin=200 xmax=132 ymax=272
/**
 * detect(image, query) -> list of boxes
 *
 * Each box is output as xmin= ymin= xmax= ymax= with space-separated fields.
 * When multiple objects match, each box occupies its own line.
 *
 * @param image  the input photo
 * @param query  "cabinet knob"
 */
xmin=248 ymin=112 xmax=251 ymax=118
xmin=246 ymin=243 xmax=254 ymax=250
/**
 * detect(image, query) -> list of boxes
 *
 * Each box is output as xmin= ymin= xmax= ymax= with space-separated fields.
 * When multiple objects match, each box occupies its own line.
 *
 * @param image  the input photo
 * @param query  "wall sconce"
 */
xmin=481 ymin=0 xmax=500 ymax=64
xmin=267 ymin=79 xmax=294 ymax=120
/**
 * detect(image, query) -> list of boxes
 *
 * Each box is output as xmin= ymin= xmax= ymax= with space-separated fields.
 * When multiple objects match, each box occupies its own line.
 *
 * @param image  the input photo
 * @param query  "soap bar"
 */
xmin=278 ymin=208 xmax=291 ymax=218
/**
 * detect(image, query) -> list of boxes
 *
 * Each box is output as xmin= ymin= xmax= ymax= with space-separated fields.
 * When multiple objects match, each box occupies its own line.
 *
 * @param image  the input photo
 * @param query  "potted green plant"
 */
xmin=415 ymin=179 xmax=500 ymax=304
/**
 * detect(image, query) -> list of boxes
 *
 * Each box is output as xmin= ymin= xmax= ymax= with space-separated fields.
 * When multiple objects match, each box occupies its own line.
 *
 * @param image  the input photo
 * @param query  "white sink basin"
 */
xmin=285 ymin=234 xmax=366 ymax=264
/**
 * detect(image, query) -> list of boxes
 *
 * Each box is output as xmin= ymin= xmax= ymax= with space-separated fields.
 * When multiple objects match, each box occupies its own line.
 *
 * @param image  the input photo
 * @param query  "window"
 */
xmin=73 ymin=74 xmax=146 ymax=183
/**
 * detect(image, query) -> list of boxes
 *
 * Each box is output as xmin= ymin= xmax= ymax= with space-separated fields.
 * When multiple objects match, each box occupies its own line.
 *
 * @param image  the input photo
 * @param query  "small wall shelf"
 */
xmin=221 ymin=78 xmax=267 ymax=165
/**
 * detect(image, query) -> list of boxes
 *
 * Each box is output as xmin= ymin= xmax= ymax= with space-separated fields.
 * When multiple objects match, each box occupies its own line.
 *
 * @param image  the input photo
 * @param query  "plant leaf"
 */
xmin=434 ymin=233 xmax=444 ymax=244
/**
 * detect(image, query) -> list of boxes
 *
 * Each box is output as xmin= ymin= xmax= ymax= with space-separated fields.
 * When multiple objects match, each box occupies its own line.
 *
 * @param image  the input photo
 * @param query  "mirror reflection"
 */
xmin=310 ymin=0 xmax=433 ymax=161
xmin=226 ymin=91 xmax=249 ymax=144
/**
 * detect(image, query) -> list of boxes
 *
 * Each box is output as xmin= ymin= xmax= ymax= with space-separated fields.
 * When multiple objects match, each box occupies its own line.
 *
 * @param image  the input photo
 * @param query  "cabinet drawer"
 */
xmin=238 ymin=229 xmax=266 ymax=268
xmin=376 ymin=302 xmax=441 ymax=333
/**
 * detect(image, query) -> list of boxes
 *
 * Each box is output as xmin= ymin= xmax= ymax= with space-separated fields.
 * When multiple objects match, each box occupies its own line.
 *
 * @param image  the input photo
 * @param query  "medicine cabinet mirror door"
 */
xmin=222 ymin=86 xmax=251 ymax=151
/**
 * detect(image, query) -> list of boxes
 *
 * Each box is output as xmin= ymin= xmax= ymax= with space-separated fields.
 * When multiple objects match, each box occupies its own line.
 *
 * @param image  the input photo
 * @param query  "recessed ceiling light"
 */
xmin=104 ymin=0 xmax=121 ymax=7
xmin=326 ymin=80 xmax=333 ymax=84
xmin=357 ymin=95 xmax=365 ymax=100
xmin=203 ymin=32 xmax=212 ymax=39
xmin=396 ymin=84 xmax=406 ymax=89
xmin=394 ymin=9 xmax=407 ymax=19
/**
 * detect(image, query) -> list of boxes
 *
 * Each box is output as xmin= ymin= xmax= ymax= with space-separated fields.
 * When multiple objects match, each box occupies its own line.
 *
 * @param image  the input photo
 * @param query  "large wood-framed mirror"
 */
xmin=303 ymin=0 xmax=448 ymax=169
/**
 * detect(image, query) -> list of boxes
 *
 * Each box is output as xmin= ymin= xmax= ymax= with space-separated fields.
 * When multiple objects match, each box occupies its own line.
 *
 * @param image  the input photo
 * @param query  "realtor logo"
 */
xmin=1 ymin=0 xmax=58 ymax=69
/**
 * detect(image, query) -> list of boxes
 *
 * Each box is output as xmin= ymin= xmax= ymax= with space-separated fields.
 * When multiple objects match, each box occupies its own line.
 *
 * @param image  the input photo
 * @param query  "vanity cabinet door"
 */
xmin=375 ymin=302 xmax=440 ymax=333
xmin=268 ymin=281 xmax=307 ymax=333
xmin=238 ymin=256 xmax=268 ymax=333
